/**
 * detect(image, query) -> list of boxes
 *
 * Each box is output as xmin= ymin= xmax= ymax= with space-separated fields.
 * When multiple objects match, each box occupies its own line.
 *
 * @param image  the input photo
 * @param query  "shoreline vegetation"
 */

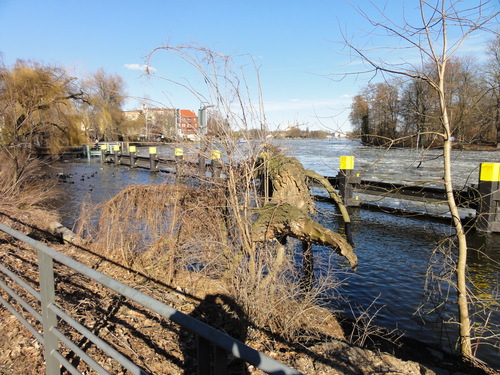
xmin=0 ymin=149 xmax=498 ymax=374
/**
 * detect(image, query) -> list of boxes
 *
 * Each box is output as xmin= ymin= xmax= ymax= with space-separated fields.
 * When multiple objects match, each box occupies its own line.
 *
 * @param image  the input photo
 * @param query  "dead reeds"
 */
xmin=0 ymin=148 xmax=60 ymax=230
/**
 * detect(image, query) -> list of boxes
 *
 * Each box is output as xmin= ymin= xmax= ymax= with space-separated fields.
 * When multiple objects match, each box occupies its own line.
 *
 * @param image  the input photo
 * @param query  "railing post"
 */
xmin=211 ymin=150 xmax=222 ymax=179
xmin=129 ymin=145 xmax=137 ymax=168
xmin=338 ymin=156 xmax=360 ymax=207
xmin=149 ymin=147 xmax=159 ymax=172
xmin=38 ymin=251 xmax=59 ymax=374
xmin=197 ymin=336 xmax=210 ymax=375
xmin=476 ymin=163 xmax=500 ymax=232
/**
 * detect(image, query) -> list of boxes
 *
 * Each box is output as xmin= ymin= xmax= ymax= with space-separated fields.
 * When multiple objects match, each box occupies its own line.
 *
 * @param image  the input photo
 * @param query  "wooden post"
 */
xmin=149 ymin=147 xmax=158 ymax=172
xmin=338 ymin=156 xmax=360 ymax=207
xmin=211 ymin=150 xmax=222 ymax=179
xmin=100 ymin=144 xmax=107 ymax=163
xmin=113 ymin=145 xmax=121 ymax=165
xmin=85 ymin=144 xmax=90 ymax=164
xmin=476 ymin=163 xmax=500 ymax=232
xmin=175 ymin=148 xmax=184 ymax=180
xmin=129 ymin=145 xmax=137 ymax=168
xmin=175 ymin=147 xmax=184 ymax=162
xmin=198 ymin=152 xmax=206 ymax=177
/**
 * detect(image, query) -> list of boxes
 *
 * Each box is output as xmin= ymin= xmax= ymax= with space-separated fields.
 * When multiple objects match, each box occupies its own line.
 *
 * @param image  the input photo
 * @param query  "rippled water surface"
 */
xmin=48 ymin=139 xmax=500 ymax=368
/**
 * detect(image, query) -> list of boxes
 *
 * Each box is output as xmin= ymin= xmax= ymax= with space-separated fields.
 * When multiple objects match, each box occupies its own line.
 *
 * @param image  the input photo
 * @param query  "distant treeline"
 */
xmin=349 ymin=37 xmax=500 ymax=148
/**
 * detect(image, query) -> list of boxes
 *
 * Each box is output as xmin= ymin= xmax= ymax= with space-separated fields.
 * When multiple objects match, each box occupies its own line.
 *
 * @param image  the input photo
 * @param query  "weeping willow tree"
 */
xmin=81 ymin=68 xmax=129 ymax=141
xmin=0 ymin=60 xmax=87 ymax=183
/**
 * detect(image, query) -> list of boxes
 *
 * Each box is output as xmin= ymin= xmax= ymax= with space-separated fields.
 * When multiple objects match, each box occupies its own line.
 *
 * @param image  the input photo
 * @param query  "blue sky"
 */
xmin=0 ymin=0 xmax=497 ymax=132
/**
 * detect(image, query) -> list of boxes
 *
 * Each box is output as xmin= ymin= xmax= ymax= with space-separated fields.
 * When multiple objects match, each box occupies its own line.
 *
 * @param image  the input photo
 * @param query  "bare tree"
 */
xmin=485 ymin=35 xmax=500 ymax=146
xmin=343 ymin=0 xmax=499 ymax=359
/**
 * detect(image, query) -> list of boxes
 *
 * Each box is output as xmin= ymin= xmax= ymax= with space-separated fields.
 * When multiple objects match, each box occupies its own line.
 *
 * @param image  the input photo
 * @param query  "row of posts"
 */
xmin=338 ymin=155 xmax=500 ymax=233
xmin=100 ymin=144 xmax=223 ymax=178
xmin=98 ymin=145 xmax=500 ymax=233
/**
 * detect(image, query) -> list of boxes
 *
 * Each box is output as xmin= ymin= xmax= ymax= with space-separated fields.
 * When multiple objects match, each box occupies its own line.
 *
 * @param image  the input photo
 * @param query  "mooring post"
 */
xmin=338 ymin=156 xmax=360 ymax=207
xmin=149 ymin=147 xmax=159 ymax=172
xmin=100 ymin=144 xmax=107 ymax=163
xmin=175 ymin=147 xmax=184 ymax=179
xmin=211 ymin=150 xmax=222 ymax=179
xmin=85 ymin=144 xmax=91 ymax=164
xmin=476 ymin=163 xmax=500 ymax=232
xmin=198 ymin=152 xmax=206 ymax=177
xmin=129 ymin=145 xmax=137 ymax=168
xmin=113 ymin=145 xmax=121 ymax=165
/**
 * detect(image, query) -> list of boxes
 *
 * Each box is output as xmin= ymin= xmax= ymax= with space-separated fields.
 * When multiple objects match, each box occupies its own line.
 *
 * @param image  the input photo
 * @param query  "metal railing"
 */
xmin=0 ymin=222 xmax=301 ymax=375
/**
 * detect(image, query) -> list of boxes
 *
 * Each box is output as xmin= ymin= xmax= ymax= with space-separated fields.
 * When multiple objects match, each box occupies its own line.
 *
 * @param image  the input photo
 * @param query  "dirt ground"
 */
xmin=0 ymin=229 xmax=497 ymax=375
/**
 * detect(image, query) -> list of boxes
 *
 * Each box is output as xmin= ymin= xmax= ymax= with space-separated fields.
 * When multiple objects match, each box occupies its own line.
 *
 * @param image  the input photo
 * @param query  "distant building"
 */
xmin=123 ymin=107 xmax=199 ymax=141
xmin=179 ymin=109 xmax=199 ymax=139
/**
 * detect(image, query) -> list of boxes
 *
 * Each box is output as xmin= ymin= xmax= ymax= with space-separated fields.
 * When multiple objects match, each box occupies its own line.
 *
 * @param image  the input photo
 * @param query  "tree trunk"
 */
xmin=439 ymin=74 xmax=472 ymax=358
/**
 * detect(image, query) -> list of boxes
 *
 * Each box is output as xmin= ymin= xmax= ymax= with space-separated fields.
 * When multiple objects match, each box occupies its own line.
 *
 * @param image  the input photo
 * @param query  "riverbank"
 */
xmin=0 ymin=224 xmax=496 ymax=374
xmin=2 ymin=142 xmax=499 ymax=372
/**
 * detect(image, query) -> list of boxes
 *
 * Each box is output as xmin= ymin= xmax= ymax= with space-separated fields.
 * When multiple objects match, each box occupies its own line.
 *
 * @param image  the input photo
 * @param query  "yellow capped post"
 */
xmin=129 ymin=145 xmax=137 ymax=168
xmin=211 ymin=150 xmax=221 ymax=160
xmin=477 ymin=162 xmax=500 ymax=232
xmin=480 ymin=163 xmax=500 ymax=182
xmin=175 ymin=147 xmax=184 ymax=163
xmin=338 ymin=156 xmax=360 ymax=207
xmin=149 ymin=147 xmax=158 ymax=171
xmin=100 ymin=144 xmax=107 ymax=150
xmin=113 ymin=145 xmax=120 ymax=152
xmin=340 ymin=156 xmax=354 ymax=170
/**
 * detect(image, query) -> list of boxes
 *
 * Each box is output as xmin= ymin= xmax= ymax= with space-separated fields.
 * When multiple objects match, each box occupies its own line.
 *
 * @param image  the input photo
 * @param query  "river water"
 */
xmin=47 ymin=139 xmax=499 ymax=368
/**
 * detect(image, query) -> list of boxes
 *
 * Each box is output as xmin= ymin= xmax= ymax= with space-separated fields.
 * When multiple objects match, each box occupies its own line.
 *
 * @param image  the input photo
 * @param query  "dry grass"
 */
xmin=0 ymin=149 xmax=60 ymax=229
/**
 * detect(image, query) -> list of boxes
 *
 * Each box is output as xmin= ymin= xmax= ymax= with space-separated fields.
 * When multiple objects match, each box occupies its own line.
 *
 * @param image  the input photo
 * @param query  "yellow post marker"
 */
xmin=477 ymin=162 xmax=500 ymax=232
xmin=129 ymin=145 xmax=137 ymax=168
xmin=99 ymin=144 xmax=107 ymax=163
xmin=480 ymin=163 xmax=500 ymax=182
xmin=174 ymin=148 xmax=184 ymax=165
xmin=149 ymin=147 xmax=158 ymax=171
xmin=112 ymin=145 xmax=121 ymax=164
xmin=211 ymin=150 xmax=221 ymax=160
xmin=338 ymin=156 xmax=359 ymax=207
xmin=340 ymin=156 xmax=354 ymax=170
xmin=211 ymin=150 xmax=222 ymax=178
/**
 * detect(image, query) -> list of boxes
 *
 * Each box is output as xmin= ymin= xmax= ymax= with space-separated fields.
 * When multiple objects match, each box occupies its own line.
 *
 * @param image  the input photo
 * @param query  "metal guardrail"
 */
xmin=0 ymin=222 xmax=301 ymax=375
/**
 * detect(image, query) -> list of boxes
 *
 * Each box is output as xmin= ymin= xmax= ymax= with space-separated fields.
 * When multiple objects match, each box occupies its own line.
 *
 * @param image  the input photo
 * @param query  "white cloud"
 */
xmin=124 ymin=64 xmax=157 ymax=72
